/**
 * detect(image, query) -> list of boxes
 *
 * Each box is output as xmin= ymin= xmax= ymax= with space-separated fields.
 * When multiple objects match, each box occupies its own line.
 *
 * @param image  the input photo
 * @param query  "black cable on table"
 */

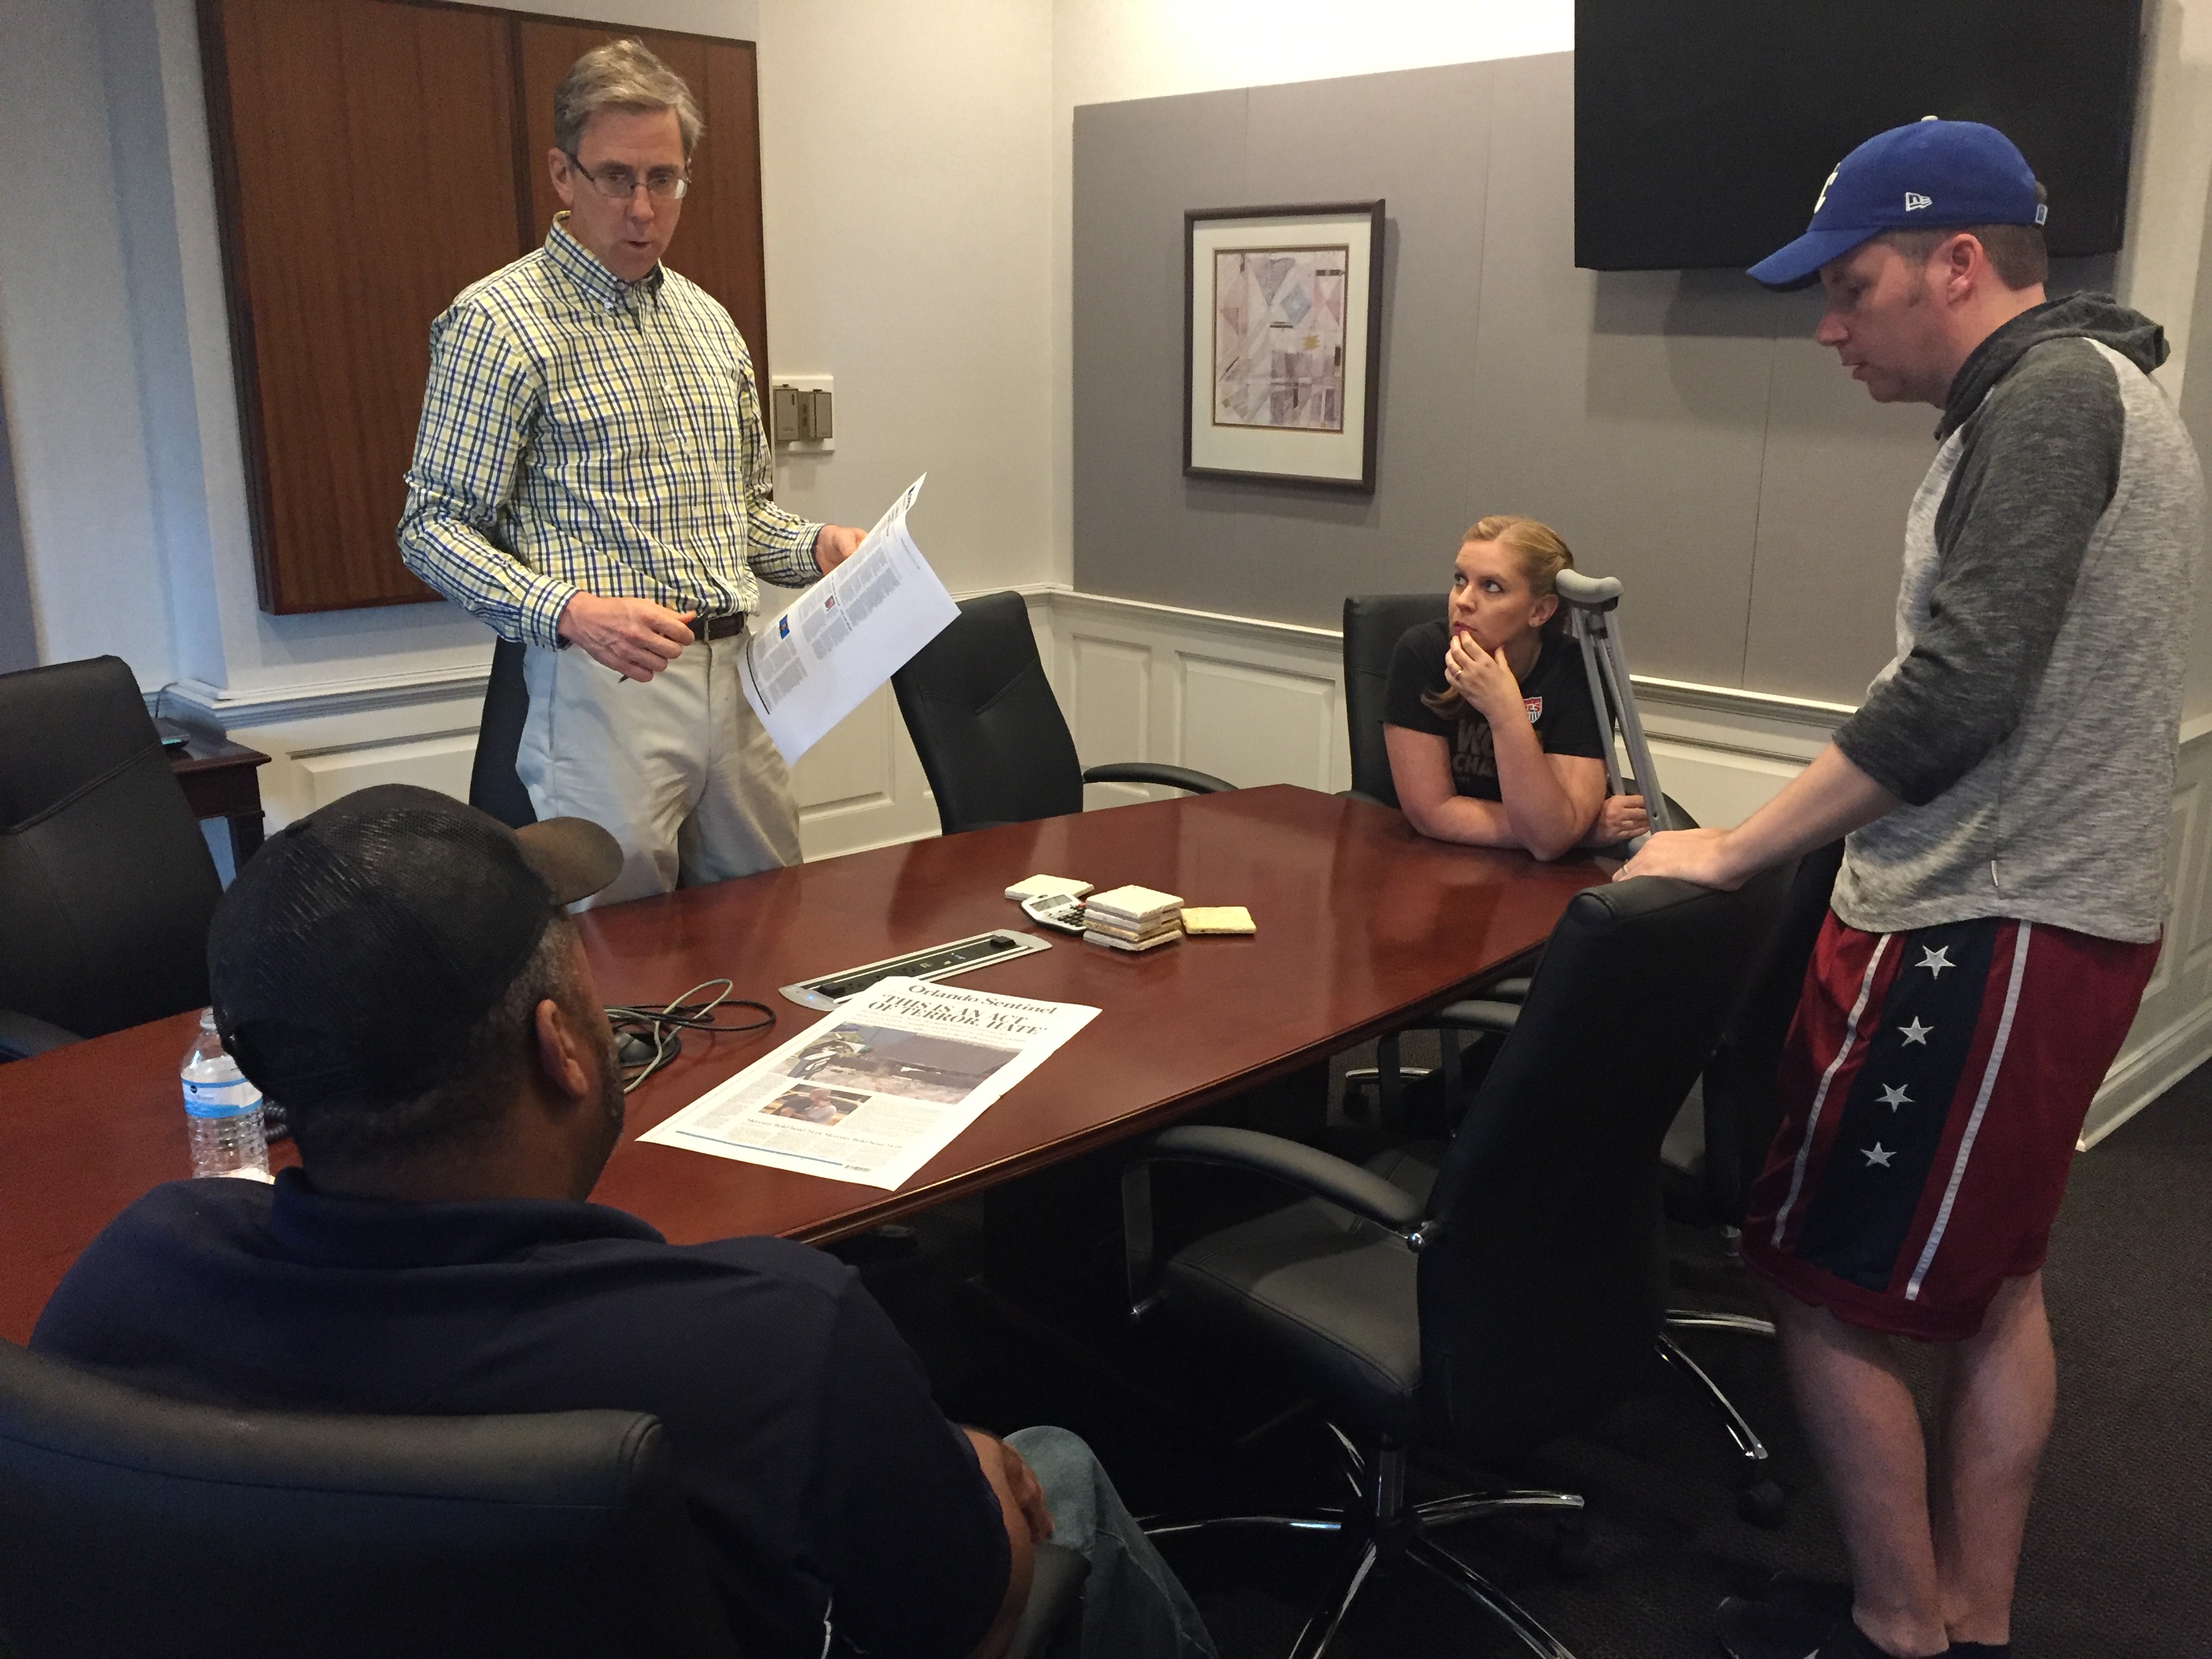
xmin=605 ymin=979 xmax=775 ymax=1094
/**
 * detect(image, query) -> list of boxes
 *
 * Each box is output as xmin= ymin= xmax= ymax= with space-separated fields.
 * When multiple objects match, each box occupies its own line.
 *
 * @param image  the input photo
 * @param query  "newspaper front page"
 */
xmin=739 ymin=474 xmax=959 ymax=763
xmin=638 ymin=977 xmax=1100 ymax=1190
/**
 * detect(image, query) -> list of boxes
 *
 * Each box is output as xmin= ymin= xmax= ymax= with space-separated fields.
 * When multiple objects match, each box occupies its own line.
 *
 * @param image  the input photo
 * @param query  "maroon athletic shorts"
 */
xmin=1740 ymin=912 xmax=2158 ymax=1341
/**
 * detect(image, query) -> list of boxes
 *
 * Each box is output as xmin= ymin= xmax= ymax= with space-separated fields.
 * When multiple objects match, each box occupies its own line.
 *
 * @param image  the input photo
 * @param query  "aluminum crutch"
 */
xmin=1553 ymin=569 xmax=1673 ymax=841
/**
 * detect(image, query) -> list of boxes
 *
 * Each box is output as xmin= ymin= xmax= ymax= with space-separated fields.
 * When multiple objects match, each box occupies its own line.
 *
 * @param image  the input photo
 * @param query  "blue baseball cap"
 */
xmin=1748 ymin=119 xmax=2045 ymax=289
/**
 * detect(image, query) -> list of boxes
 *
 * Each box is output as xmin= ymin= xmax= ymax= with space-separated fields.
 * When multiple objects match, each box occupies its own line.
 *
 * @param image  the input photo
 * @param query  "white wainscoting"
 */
xmin=1042 ymin=593 xmax=1350 ymax=806
xmin=164 ymin=587 xmax=2212 ymax=1139
xmin=165 ymin=657 xmax=945 ymax=873
xmin=1038 ymin=589 xmax=1845 ymax=826
xmin=2097 ymin=713 xmax=2212 ymax=1144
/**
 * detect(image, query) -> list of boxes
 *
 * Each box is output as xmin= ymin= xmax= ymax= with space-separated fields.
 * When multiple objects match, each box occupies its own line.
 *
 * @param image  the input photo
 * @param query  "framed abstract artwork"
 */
xmin=1183 ymin=201 xmax=1384 ymax=491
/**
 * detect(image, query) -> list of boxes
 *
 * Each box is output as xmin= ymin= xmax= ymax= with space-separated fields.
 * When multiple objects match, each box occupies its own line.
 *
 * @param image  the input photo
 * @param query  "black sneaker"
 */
xmin=1721 ymin=1603 xmax=1945 ymax=1659
xmin=1715 ymin=1583 xmax=1861 ymax=1659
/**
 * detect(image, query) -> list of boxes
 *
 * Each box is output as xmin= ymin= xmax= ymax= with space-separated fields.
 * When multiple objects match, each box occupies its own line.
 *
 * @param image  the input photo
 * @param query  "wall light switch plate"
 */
xmin=771 ymin=374 xmax=836 ymax=453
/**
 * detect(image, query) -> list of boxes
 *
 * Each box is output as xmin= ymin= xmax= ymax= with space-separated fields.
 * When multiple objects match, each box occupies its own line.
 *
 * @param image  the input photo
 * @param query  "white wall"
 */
xmin=0 ymin=0 xmax=182 ymax=689
xmin=2121 ymin=0 xmax=2212 ymax=403
xmin=754 ymin=0 xmax=1054 ymax=598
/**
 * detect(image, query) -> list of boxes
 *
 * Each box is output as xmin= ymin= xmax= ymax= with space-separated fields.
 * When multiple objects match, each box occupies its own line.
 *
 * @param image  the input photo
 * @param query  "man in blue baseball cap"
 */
xmin=1625 ymin=121 xmax=2203 ymax=1659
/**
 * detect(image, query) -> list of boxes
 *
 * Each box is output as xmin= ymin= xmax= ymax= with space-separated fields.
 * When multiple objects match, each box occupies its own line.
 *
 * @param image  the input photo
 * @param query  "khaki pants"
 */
xmin=516 ymin=630 xmax=801 ymax=907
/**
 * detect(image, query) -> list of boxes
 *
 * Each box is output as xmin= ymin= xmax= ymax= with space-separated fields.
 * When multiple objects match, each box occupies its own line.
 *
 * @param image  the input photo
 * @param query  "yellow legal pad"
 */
xmin=1181 ymin=906 xmax=1255 ymax=935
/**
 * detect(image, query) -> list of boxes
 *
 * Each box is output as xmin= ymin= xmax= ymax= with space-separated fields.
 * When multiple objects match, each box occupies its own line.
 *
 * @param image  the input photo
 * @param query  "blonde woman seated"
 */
xmin=1383 ymin=515 xmax=1648 ymax=860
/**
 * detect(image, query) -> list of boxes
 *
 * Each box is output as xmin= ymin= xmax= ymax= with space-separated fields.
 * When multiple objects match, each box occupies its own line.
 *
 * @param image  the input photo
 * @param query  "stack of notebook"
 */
xmin=1080 ymin=884 xmax=1185 ymax=952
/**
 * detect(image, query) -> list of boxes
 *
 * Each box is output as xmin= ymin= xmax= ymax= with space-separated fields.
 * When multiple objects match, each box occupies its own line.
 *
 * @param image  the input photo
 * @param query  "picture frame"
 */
xmin=1184 ymin=201 xmax=1385 ymax=491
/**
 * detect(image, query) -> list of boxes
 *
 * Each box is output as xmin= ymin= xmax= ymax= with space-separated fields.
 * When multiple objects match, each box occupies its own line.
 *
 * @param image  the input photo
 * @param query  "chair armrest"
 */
xmin=1487 ymin=976 xmax=1532 ymax=1000
xmin=1080 ymin=762 xmax=1234 ymax=795
xmin=1005 ymin=1540 xmax=1089 ymax=1659
xmin=1143 ymin=1125 xmax=1426 ymax=1231
xmin=1122 ymin=1125 xmax=1431 ymax=1318
xmin=0 ymin=1010 xmax=85 ymax=1061
xmin=1338 ymin=789 xmax=1391 ymax=807
xmin=1432 ymin=999 xmax=1521 ymax=1037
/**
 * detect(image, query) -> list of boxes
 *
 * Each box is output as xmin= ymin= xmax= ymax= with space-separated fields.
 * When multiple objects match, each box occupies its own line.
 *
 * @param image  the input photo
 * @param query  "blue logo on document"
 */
xmin=778 ymin=616 xmax=790 ymax=639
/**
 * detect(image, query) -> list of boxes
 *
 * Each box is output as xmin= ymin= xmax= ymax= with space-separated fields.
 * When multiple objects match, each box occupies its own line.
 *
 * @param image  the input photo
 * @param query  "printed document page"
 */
xmin=638 ymin=977 xmax=1100 ymax=1191
xmin=739 ymin=474 xmax=958 ymax=762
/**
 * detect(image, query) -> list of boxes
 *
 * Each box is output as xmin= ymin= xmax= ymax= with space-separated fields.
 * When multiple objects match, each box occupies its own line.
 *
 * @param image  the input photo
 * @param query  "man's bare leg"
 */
xmin=1927 ymin=1271 xmax=2053 ymax=1647
xmin=1773 ymin=1294 xmax=1949 ymax=1658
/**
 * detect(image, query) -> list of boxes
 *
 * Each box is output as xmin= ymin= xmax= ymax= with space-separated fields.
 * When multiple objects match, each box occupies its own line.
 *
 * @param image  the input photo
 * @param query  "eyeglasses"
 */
xmin=563 ymin=153 xmax=691 ymax=201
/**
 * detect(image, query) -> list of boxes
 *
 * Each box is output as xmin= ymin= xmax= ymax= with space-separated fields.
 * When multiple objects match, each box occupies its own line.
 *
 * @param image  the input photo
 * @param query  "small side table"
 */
xmin=159 ymin=719 xmax=271 ymax=867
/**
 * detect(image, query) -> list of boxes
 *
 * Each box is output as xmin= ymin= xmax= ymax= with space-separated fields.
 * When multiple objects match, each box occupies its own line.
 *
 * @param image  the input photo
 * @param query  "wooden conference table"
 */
xmin=0 ymin=785 xmax=1607 ymax=1344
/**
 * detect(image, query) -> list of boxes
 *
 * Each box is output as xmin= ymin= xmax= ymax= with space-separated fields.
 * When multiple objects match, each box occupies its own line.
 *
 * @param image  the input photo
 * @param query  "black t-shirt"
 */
xmin=1382 ymin=621 xmax=1607 ymax=801
xmin=30 ymin=1174 xmax=1008 ymax=1659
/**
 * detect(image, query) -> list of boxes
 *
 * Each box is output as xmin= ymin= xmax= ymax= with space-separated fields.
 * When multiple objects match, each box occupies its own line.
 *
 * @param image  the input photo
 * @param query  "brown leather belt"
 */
xmin=687 ymin=612 xmax=748 ymax=641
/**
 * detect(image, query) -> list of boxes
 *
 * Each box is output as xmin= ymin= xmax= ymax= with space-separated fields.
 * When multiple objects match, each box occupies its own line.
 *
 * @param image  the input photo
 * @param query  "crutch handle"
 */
xmin=1554 ymin=570 xmax=1624 ymax=608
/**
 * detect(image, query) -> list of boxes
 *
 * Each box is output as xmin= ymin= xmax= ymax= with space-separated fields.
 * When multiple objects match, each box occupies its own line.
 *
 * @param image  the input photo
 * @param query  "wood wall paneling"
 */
xmin=201 ymin=1 xmax=766 ymax=615
xmin=201 ymin=0 xmax=521 ymax=611
xmin=516 ymin=22 xmax=769 ymax=385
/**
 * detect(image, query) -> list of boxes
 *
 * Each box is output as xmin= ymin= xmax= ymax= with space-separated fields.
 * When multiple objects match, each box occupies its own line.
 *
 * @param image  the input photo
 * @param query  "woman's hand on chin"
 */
xmin=1444 ymin=632 xmax=1524 ymax=726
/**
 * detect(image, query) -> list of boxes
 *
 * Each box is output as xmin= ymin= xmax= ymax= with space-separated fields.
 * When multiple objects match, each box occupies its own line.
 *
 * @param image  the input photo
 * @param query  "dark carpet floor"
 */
xmin=830 ymin=1046 xmax=2212 ymax=1659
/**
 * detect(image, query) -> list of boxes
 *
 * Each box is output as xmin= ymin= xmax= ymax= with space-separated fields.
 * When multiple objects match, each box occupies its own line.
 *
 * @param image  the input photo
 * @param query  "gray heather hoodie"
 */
xmin=1830 ymin=293 xmax=2204 ymax=944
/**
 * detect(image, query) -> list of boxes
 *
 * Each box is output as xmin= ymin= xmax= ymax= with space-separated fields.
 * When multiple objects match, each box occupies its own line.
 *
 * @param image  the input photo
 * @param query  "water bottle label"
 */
xmin=184 ymin=1078 xmax=262 ymax=1118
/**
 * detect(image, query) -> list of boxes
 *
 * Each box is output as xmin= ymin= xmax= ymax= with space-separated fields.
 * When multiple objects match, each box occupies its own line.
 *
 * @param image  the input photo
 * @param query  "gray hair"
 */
xmin=553 ymin=39 xmax=703 ymax=159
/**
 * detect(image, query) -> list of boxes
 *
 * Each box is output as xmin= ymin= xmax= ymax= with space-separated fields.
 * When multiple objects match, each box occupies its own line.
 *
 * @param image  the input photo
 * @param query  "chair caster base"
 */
xmin=1736 ymin=1477 xmax=1786 ymax=1527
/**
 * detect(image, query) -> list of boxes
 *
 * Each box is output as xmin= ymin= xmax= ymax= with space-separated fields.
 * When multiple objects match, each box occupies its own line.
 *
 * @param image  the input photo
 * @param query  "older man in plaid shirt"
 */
xmin=400 ymin=40 xmax=861 ymax=904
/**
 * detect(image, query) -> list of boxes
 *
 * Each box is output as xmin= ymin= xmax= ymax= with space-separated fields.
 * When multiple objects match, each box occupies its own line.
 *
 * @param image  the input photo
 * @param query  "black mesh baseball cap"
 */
xmin=208 ymin=785 xmax=621 ymax=1106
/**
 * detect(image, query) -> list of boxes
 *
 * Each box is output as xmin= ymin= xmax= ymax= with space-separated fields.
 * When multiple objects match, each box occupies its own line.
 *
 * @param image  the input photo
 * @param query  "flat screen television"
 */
xmin=1575 ymin=1 xmax=2144 ymax=271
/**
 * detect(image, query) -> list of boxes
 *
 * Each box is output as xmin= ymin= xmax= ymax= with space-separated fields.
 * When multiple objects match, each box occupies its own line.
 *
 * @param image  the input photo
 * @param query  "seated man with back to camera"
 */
xmin=1384 ymin=514 xmax=1650 ymax=859
xmin=30 ymin=785 xmax=1214 ymax=1659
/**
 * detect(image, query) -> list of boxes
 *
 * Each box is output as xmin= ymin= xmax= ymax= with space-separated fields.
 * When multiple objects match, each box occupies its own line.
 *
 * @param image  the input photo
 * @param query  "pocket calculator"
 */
xmin=1020 ymin=892 xmax=1089 ymax=935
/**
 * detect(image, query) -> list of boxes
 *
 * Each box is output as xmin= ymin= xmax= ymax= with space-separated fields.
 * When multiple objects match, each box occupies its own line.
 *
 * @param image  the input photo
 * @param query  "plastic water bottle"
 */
xmin=181 ymin=1010 xmax=272 ymax=1181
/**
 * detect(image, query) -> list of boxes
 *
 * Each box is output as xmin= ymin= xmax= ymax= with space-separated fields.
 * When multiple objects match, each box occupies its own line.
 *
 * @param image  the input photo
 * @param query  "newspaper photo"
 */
xmin=638 ymin=976 xmax=1100 ymax=1190
xmin=739 ymin=474 xmax=960 ymax=763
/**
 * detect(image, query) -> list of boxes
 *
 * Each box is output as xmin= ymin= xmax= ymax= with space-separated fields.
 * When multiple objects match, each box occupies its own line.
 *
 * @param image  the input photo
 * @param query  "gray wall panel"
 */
xmin=1075 ymin=67 xmax=1498 ymax=627
xmin=0 ymin=390 xmax=37 ymax=674
xmin=1073 ymin=52 xmax=2177 ymax=706
xmin=1465 ymin=52 xmax=1765 ymax=687
xmin=1209 ymin=66 xmax=1491 ymax=619
xmin=1743 ymin=338 xmax=1934 ymax=703
xmin=1071 ymin=90 xmax=1249 ymax=619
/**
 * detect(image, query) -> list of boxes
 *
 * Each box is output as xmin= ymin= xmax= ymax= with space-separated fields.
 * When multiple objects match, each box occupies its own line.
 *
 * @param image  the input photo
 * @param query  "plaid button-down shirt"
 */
xmin=398 ymin=218 xmax=821 ymax=648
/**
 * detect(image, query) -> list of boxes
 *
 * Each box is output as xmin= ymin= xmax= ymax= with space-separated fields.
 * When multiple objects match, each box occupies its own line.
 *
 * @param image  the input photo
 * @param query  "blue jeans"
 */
xmin=1005 ymin=1427 xmax=1215 ymax=1659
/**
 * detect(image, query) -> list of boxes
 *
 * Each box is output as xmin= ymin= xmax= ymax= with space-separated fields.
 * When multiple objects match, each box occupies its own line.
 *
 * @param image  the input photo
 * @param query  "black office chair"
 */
xmin=0 ymin=1338 xmax=743 ymax=1659
xmin=0 ymin=1340 xmax=1088 ymax=1659
xmin=1123 ymin=867 xmax=1792 ymax=1659
xmin=1361 ymin=832 xmax=1800 ymax=1528
xmin=470 ymin=636 xmax=538 ymax=829
xmin=1406 ymin=793 xmax=1700 ymax=1118
xmin=892 ymin=591 xmax=1233 ymax=836
xmin=1677 ymin=838 xmax=1845 ymax=1231
xmin=1647 ymin=839 xmax=1847 ymax=1504
xmin=0 ymin=657 xmax=224 ymax=1060
xmin=1340 ymin=592 xmax=1444 ymax=809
